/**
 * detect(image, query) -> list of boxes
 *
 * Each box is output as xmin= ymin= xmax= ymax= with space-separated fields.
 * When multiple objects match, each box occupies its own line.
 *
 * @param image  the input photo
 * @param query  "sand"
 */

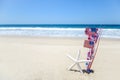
xmin=0 ymin=36 xmax=119 ymax=80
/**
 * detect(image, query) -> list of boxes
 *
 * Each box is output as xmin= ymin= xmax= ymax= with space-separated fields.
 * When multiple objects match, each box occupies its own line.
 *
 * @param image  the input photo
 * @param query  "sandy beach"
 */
xmin=0 ymin=36 xmax=120 ymax=80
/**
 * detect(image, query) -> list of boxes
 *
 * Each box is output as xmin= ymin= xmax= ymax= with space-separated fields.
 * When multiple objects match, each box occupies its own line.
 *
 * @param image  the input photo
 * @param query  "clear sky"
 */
xmin=0 ymin=0 xmax=120 ymax=24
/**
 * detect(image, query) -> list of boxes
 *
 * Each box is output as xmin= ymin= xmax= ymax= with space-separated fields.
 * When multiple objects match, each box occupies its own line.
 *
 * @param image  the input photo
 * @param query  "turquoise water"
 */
xmin=0 ymin=24 xmax=120 ymax=29
xmin=0 ymin=24 xmax=120 ymax=38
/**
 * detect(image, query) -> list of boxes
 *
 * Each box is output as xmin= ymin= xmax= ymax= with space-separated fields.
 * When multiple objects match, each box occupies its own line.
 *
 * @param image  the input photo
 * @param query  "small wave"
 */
xmin=101 ymin=29 xmax=120 ymax=39
xmin=0 ymin=27 xmax=119 ymax=39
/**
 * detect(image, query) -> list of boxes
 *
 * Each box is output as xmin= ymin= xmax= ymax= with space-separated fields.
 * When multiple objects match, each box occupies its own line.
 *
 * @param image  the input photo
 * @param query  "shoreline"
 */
xmin=0 ymin=35 xmax=120 ymax=40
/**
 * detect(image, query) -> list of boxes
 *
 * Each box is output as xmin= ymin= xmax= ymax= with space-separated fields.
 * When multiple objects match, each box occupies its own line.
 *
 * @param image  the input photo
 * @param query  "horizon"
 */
xmin=0 ymin=24 xmax=120 ymax=25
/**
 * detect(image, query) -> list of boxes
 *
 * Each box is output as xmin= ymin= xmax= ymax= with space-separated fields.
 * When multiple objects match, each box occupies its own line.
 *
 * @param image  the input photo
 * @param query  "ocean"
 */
xmin=0 ymin=24 xmax=120 ymax=39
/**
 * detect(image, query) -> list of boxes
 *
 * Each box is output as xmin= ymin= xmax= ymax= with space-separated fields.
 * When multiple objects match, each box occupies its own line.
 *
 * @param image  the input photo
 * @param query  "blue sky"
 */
xmin=0 ymin=0 xmax=120 ymax=24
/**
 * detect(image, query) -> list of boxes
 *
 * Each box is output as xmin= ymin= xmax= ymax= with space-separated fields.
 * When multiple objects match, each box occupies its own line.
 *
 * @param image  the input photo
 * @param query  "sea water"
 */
xmin=0 ymin=24 xmax=120 ymax=39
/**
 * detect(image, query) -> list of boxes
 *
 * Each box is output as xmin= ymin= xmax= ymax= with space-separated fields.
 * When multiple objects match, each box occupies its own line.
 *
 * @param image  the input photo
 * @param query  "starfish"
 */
xmin=67 ymin=50 xmax=91 ymax=73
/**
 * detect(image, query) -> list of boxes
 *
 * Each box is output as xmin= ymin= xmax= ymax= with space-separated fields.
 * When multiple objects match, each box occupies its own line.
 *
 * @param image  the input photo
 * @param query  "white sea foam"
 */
xmin=101 ymin=29 xmax=120 ymax=39
xmin=0 ymin=27 xmax=120 ymax=39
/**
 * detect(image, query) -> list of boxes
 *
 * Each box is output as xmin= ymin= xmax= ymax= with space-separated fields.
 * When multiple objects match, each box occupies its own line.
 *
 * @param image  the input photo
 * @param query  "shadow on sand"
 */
xmin=69 ymin=69 xmax=94 ymax=74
